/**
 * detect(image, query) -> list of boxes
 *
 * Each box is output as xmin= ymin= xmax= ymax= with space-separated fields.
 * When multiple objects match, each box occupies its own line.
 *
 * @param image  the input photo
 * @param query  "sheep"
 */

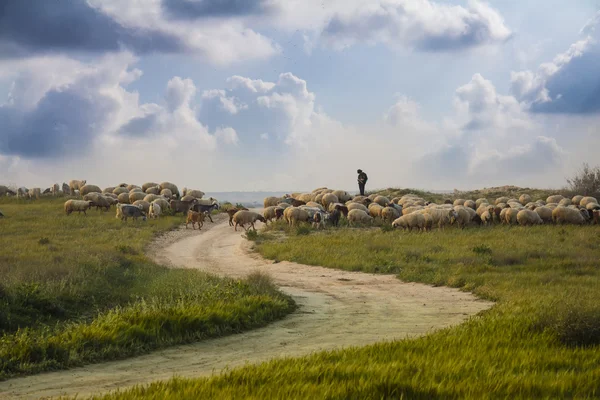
xmin=452 ymin=206 xmax=472 ymax=229
xmin=402 ymin=206 xmax=424 ymax=215
xmin=113 ymin=187 xmax=129 ymax=195
xmin=534 ymin=206 xmax=553 ymax=224
xmin=546 ymin=203 xmax=559 ymax=210
xmin=314 ymin=193 xmax=325 ymax=204
xmin=116 ymin=204 xmax=147 ymax=221
xmin=571 ymin=195 xmax=584 ymax=206
xmin=475 ymin=198 xmax=489 ymax=208
xmin=495 ymin=196 xmax=509 ymax=205
xmin=424 ymin=208 xmax=456 ymax=229
xmin=558 ymin=198 xmax=572 ymax=207
xmin=535 ymin=199 xmax=546 ymax=206
xmin=263 ymin=196 xmax=281 ymax=208
xmin=133 ymin=200 xmax=151 ymax=214
xmin=117 ymin=192 xmax=130 ymax=204
xmin=347 ymin=209 xmax=374 ymax=226
xmin=186 ymin=211 xmax=205 ymax=230
xmin=83 ymin=193 xmax=111 ymax=211
xmin=508 ymin=202 xmax=524 ymax=209
xmin=593 ymin=210 xmax=600 ymax=225
xmin=152 ymin=198 xmax=170 ymax=213
xmin=463 ymin=200 xmax=476 ymax=210
xmin=69 ymin=180 xmax=87 ymax=195
xmin=453 ymin=199 xmax=465 ymax=206
xmin=552 ymin=206 xmax=589 ymax=225
xmin=546 ymin=195 xmax=565 ymax=204
xmin=145 ymin=186 xmax=160 ymax=195
xmin=283 ymin=207 xmax=311 ymax=227
xmin=170 ymin=200 xmax=196 ymax=216
xmin=79 ymin=185 xmax=102 ymax=196
xmin=149 ymin=203 xmax=162 ymax=219
xmin=233 ymin=210 xmax=266 ymax=231
xmin=517 ymin=209 xmax=543 ymax=226
xmin=298 ymin=193 xmax=313 ymax=203
xmin=328 ymin=209 xmax=341 ymax=227
xmin=332 ymin=190 xmax=352 ymax=203
xmin=585 ymin=202 xmax=600 ymax=211
xmin=129 ymin=192 xmax=146 ymax=204
xmin=368 ymin=203 xmax=384 ymax=218
xmin=186 ymin=189 xmax=205 ymax=199
xmin=191 ymin=202 xmax=219 ymax=222
xmin=580 ymin=196 xmax=599 ymax=207
xmin=321 ymin=193 xmax=339 ymax=209
xmin=519 ymin=194 xmax=532 ymax=205
xmin=130 ymin=188 xmax=144 ymax=193
xmin=160 ymin=189 xmax=173 ymax=198
xmin=142 ymin=182 xmax=160 ymax=192
xmin=126 ymin=184 xmax=140 ymax=192
xmin=277 ymin=202 xmax=291 ymax=209
xmin=504 ymin=208 xmax=520 ymax=225
xmin=381 ymin=206 xmax=400 ymax=223
xmin=159 ymin=182 xmax=180 ymax=198
xmin=481 ymin=210 xmax=493 ymax=225
xmin=117 ymin=183 xmax=128 ymax=188
xmin=144 ymin=194 xmax=162 ymax=204
xmin=373 ymin=196 xmax=390 ymax=207
xmin=226 ymin=207 xmax=249 ymax=226
xmin=392 ymin=213 xmax=425 ymax=231
xmin=305 ymin=201 xmax=324 ymax=211
xmin=328 ymin=202 xmax=344 ymax=213
xmin=64 ymin=200 xmax=93 ymax=216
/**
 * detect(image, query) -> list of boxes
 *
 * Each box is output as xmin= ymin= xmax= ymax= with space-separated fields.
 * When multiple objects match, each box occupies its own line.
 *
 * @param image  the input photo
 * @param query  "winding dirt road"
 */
xmin=0 ymin=214 xmax=492 ymax=399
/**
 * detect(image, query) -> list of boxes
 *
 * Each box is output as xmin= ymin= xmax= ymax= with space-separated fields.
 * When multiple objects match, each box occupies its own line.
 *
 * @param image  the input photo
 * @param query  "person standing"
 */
xmin=357 ymin=169 xmax=368 ymax=196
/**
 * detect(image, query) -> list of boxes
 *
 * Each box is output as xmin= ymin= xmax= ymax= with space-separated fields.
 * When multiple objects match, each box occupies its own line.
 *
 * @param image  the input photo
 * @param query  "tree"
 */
xmin=566 ymin=163 xmax=600 ymax=197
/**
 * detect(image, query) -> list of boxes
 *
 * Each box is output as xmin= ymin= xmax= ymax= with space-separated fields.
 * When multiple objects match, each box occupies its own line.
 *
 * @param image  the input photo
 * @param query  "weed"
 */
xmin=295 ymin=226 xmax=311 ymax=236
xmin=472 ymin=244 xmax=492 ymax=255
xmin=38 ymin=237 xmax=50 ymax=245
xmin=244 ymin=229 xmax=259 ymax=241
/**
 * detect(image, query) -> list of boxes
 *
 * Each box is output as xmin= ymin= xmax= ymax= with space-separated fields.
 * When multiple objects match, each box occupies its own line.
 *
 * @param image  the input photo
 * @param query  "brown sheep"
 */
xmin=186 ymin=210 xmax=205 ymax=230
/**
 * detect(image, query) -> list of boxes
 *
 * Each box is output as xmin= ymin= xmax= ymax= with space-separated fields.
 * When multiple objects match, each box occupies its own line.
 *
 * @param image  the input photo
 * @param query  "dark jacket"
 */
xmin=358 ymin=172 xmax=368 ymax=184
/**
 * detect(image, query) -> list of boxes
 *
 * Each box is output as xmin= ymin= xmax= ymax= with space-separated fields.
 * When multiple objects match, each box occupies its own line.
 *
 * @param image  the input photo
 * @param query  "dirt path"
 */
xmin=0 ymin=213 xmax=492 ymax=400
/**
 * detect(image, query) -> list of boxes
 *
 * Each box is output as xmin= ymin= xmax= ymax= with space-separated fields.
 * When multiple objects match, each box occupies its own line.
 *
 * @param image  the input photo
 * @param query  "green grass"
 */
xmin=98 ymin=221 xmax=600 ymax=399
xmin=0 ymin=197 xmax=295 ymax=379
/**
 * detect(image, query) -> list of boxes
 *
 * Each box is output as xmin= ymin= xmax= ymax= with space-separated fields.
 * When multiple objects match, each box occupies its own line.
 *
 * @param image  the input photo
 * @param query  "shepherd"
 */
xmin=357 ymin=169 xmax=368 ymax=196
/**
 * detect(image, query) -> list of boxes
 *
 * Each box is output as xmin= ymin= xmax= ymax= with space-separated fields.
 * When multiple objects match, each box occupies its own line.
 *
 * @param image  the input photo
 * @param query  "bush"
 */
xmin=244 ymin=229 xmax=259 ymax=241
xmin=536 ymin=300 xmax=600 ymax=347
xmin=566 ymin=163 xmax=600 ymax=197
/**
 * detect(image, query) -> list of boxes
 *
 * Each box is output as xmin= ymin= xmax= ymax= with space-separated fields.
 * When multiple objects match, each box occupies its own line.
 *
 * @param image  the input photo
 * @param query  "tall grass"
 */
xmin=0 ymin=197 xmax=295 ymax=379
xmin=99 ymin=222 xmax=600 ymax=399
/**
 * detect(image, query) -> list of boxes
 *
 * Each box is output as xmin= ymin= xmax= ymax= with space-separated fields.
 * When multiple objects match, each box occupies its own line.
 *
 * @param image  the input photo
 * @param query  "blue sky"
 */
xmin=1 ymin=0 xmax=599 ymax=192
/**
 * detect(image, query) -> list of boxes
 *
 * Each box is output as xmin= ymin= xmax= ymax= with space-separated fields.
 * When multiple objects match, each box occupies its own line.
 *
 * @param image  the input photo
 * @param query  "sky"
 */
xmin=1 ymin=0 xmax=599 ymax=192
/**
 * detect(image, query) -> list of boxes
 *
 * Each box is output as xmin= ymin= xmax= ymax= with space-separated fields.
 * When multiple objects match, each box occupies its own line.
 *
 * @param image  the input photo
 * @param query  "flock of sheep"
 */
xmin=259 ymin=188 xmax=600 ymax=232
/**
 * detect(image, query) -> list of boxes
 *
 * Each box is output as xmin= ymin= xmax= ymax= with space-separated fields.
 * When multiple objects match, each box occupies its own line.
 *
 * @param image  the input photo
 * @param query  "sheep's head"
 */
xmin=257 ymin=215 xmax=266 ymax=223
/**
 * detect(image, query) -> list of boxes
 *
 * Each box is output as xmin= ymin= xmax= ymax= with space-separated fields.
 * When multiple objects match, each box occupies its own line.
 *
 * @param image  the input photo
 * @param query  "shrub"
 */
xmin=566 ymin=163 xmax=600 ymax=197
xmin=244 ymin=229 xmax=259 ymax=241
xmin=536 ymin=300 xmax=600 ymax=347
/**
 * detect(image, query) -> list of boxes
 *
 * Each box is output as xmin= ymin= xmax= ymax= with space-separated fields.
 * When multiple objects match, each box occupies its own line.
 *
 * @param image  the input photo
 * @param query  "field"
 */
xmin=96 ymin=190 xmax=600 ymax=399
xmin=0 ymin=197 xmax=295 ymax=379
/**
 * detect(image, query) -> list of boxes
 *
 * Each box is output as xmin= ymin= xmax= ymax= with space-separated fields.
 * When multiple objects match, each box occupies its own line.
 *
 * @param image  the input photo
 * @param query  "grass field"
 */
xmin=97 ymin=210 xmax=600 ymax=398
xmin=0 ymin=197 xmax=295 ymax=380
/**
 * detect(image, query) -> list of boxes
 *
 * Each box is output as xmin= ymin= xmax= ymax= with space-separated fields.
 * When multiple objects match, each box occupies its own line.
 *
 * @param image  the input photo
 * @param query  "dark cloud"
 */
xmin=119 ymin=112 xmax=161 ymax=138
xmin=0 ymin=86 xmax=117 ymax=158
xmin=0 ymin=0 xmax=184 ymax=57
xmin=162 ymin=0 xmax=274 ymax=19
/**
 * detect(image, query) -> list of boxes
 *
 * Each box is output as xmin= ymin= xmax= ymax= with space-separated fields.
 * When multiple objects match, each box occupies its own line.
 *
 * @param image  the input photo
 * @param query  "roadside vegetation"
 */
xmin=98 ymin=186 xmax=600 ymax=398
xmin=0 ymin=197 xmax=295 ymax=379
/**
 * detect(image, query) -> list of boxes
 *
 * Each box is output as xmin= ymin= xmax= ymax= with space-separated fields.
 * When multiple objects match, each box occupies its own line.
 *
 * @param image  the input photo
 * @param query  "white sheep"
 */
xmin=348 ymin=203 xmax=368 ymax=213
xmin=149 ymin=202 xmax=162 ymax=219
xmin=79 ymin=185 xmax=101 ymax=196
xmin=552 ymin=206 xmax=589 ymax=225
xmin=233 ymin=211 xmax=266 ymax=231
xmin=580 ymin=196 xmax=599 ymax=207
xmin=64 ymin=200 xmax=93 ymax=215
xmin=517 ymin=209 xmax=543 ymax=226
xmin=519 ymin=194 xmax=532 ymax=205
xmin=392 ymin=213 xmax=425 ymax=231
xmin=546 ymin=194 xmax=565 ymax=204
xmin=347 ymin=209 xmax=374 ymax=226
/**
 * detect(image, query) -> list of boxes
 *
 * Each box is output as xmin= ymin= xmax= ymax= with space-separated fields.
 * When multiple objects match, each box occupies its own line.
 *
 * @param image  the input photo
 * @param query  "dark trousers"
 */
xmin=358 ymin=182 xmax=365 ymax=196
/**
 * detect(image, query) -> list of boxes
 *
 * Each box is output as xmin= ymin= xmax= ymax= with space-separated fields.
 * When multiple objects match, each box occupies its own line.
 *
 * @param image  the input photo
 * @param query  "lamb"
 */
xmin=118 ymin=193 xmax=130 ymax=204
xmin=116 ymin=204 xmax=147 ymax=221
xmin=232 ymin=210 xmax=266 ymax=231
xmin=347 ymin=209 xmax=374 ymax=226
xmin=284 ymin=207 xmax=311 ymax=227
xmin=381 ymin=206 xmax=400 ymax=223
xmin=534 ymin=206 xmax=553 ymax=224
xmin=142 ymin=182 xmax=160 ymax=192
xmin=546 ymin=195 xmax=565 ymax=204
xmin=64 ymin=200 xmax=93 ymax=215
xmin=129 ymin=192 xmax=146 ymax=204
xmin=264 ymin=206 xmax=285 ymax=223
xmin=149 ymin=203 xmax=162 ymax=219
xmin=186 ymin=210 xmax=205 ymax=230
xmin=226 ymin=207 xmax=249 ymax=226
xmin=69 ymin=180 xmax=87 ymax=195
xmin=580 ymin=196 xmax=599 ymax=207
xmin=519 ymin=194 xmax=532 ymax=205
xmin=552 ymin=206 xmax=589 ymax=225
xmin=392 ymin=213 xmax=425 ymax=231
xmin=517 ymin=209 xmax=543 ymax=226
xmin=321 ymin=193 xmax=339 ymax=209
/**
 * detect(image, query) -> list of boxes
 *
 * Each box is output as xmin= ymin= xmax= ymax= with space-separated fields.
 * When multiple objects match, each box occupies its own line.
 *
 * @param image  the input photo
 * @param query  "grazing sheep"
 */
xmin=103 ymin=186 xmax=116 ymax=194
xmin=321 ymin=193 xmax=339 ymax=209
xmin=328 ymin=209 xmax=341 ymax=227
xmin=475 ymin=198 xmax=489 ymax=208
xmin=116 ymin=204 xmax=147 ymax=221
xmin=129 ymin=192 xmax=146 ymax=204
xmin=558 ymin=198 xmax=572 ymax=207
xmin=149 ymin=203 xmax=162 ymax=219
xmin=186 ymin=210 xmax=205 ymax=230
xmin=113 ymin=187 xmax=129 ymax=195
xmin=481 ymin=210 xmax=493 ymax=225
xmin=402 ymin=206 xmax=424 ymax=215
xmin=504 ymin=208 xmax=520 ymax=225
xmin=519 ymin=194 xmax=532 ymax=205
xmin=83 ymin=193 xmax=111 ymax=211
xmin=368 ymin=203 xmax=384 ymax=218
xmin=144 ymin=194 xmax=161 ymax=203
xmin=534 ymin=206 xmax=553 ymax=224
xmin=145 ymin=186 xmax=160 ymax=195
xmin=552 ymin=206 xmax=589 ymax=225
xmin=392 ymin=213 xmax=425 ymax=231
xmin=170 ymin=200 xmax=196 ymax=216
xmin=160 ymin=189 xmax=173 ymax=198
xmin=118 ymin=192 xmax=130 ymax=204
xmin=314 ymin=193 xmax=325 ymax=204
xmin=262 ymin=205 xmax=286 ymax=223
xmin=381 ymin=206 xmax=400 ymax=223
xmin=452 ymin=206 xmax=472 ymax=228
xmin=580 ymin=196 xmax=599 ymax=207
xmin=69 ymin=180 xmax=87 ymax=195
xmin=424 ymin=208 xmax=456 ymax=229
xmin=495 ymin=196 xmax=509 ymax=205
xmin=64 ymin=200 xmax=93 ymax=215
xmin=142 ymin=182 xmax=160 ymax=192
xmin=347 ymin=209 xmax=374 ymax=226
xmin=332 ymin=190 xmax=352 ymax=203
xmin=463 ymin=200 xmax=476 ymax=210
xmin=152 ymin=198 xmax=170 ymax=213
xmin=277 ymin=202 xmax=291 ymax=209
xmin=373 ymin=196 xmax=390 ymax=207
xmin=133 ymin=200 xmax=151 ymax=214
xmin=517 ymin=209 xmax=543 ymax=226
xmin=546 ymin=195 xmax=565 ymax=204
xmin=159 ymin=182 xmax=180 ymax=198
xmin=233 ymin=210 xmax=266 ymax=231
xmin=571 ymin=195 xmax=584 ymax=206
xmin=453 ymin=199 xmax=466 ymax=206
xmin=347 ymin=203 xmax=369 ymax=213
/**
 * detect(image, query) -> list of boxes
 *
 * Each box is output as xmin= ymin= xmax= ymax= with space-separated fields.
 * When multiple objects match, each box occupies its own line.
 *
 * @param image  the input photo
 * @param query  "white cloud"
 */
xmin=215 ymin=127 xmax=240 ymax=145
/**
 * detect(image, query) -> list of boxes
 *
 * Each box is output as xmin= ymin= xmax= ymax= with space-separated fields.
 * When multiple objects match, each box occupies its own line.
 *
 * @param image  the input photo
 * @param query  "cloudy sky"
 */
xmin=1 ymin=0 xmax=599 ymax=192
